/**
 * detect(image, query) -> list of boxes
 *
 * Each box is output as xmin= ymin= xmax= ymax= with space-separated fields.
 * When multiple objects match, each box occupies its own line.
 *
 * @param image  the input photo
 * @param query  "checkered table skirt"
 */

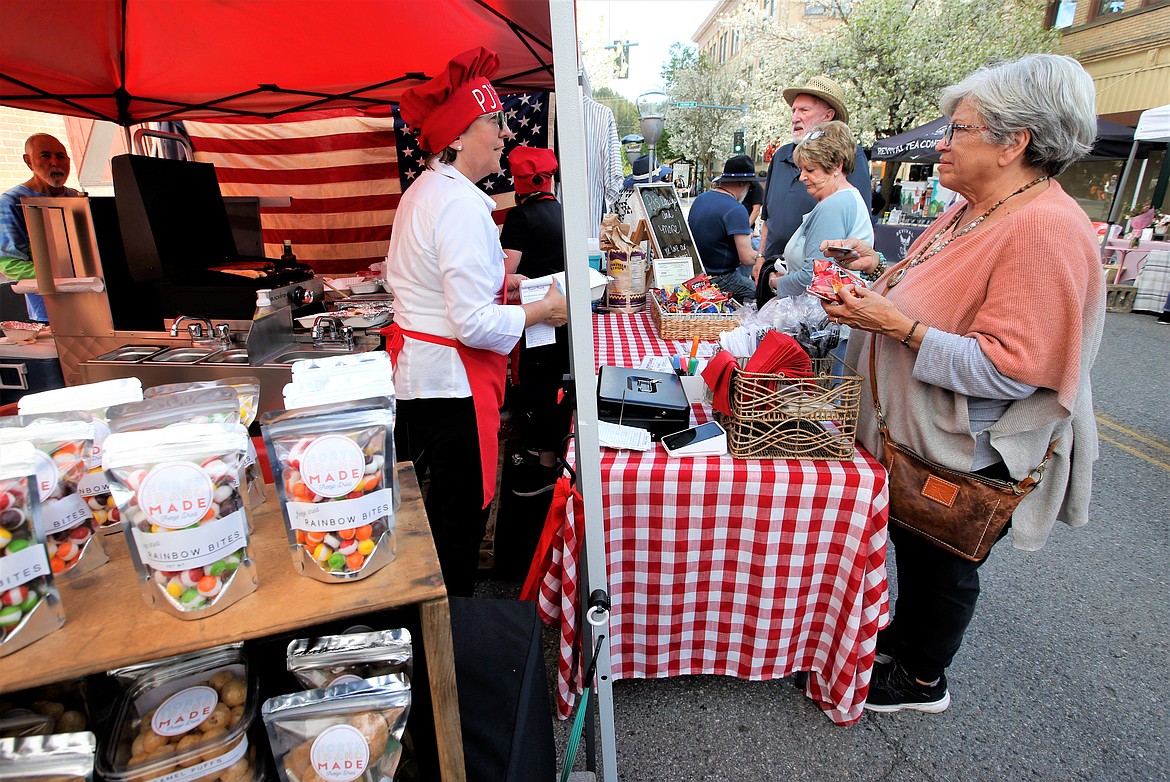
xmin=536 ymin=312 xmax=890 ymax=725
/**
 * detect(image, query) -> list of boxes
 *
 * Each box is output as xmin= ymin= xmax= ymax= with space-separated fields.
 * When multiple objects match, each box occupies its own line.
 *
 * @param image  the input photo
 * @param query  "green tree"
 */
xmin=661 ymin=43 xmax=747 ymax=187
xmin=727 ymin=0 xmax=1059 ymax=194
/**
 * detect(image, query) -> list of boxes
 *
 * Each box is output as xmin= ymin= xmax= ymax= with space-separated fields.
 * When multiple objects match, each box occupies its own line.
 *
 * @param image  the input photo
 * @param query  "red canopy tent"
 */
xmin=0 ymin=0 xmax=554 ymax=124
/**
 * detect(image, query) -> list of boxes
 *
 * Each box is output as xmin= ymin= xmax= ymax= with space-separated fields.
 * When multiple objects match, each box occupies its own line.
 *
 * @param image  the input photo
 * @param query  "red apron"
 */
xmin=384 ymin=322 xmax=507 ymax=509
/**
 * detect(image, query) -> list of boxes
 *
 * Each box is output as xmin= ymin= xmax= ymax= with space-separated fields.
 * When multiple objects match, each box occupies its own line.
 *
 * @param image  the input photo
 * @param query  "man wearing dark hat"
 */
xmin=754 ymin=76 xmax=871 ymax=301
xmin=686 ymin=154 xmax=762 ymax=303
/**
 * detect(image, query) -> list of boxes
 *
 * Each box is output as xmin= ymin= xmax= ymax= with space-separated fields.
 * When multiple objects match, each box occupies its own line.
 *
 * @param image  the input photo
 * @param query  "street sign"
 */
xmin=675 ymin=101 xmax=698 ymax=108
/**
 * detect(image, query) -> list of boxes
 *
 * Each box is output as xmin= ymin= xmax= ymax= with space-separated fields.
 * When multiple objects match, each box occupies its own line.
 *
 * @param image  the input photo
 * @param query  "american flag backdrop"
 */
xmin=184 ymin=91 xmax=552 ymax=275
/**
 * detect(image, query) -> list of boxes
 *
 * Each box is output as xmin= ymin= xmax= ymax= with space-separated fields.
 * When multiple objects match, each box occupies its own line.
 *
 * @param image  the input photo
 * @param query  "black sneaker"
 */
xmin=865 ymin=662 xmax=951 ymax=713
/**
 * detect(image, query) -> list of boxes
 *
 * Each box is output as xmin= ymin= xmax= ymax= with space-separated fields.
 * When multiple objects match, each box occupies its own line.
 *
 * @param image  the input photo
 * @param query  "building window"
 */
xmin=719 ymin=32 xmax=727 ymax=64
xmin=1095 ymin=0 xmax=1124 ymax=15
xmin=805 ymin=2 xmax=829 ymax=15
xmin=1047 ymin=0 xmax=1077 ymax=26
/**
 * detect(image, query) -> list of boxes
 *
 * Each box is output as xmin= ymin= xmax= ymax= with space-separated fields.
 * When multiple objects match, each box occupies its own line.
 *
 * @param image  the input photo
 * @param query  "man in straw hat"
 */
xmin=687 ymin=154 xmax=764 ymax=302
xmin=753 ymin=75 xmax=872 ymax=302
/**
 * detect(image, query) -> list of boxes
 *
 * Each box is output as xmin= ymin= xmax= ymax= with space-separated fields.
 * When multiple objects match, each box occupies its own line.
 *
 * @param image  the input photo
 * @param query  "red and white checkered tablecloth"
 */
xmin=536 ymin=312 xmax=889 ymax=726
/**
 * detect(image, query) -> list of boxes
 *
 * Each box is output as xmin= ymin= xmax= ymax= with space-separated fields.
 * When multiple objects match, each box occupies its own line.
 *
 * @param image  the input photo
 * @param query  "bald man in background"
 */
xmin=0 ymin=133 xmax=81 ymax=322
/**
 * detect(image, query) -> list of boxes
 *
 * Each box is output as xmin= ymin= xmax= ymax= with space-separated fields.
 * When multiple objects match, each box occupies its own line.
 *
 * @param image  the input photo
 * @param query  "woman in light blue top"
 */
xmin=766 ymin=121 xmax=874 ymax=301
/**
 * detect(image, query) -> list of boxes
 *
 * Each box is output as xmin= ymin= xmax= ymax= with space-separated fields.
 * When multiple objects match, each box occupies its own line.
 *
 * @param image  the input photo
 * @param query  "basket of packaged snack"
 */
xmin=649 ymin=275 xmax=744 ymax=341
xmin=711 ymin=327 xmax=860 ymax=461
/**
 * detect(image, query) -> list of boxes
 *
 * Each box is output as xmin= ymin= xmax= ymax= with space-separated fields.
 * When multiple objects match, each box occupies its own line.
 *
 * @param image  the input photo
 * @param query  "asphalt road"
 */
xmin=480 ymin=307 xmax=1169 ymax=781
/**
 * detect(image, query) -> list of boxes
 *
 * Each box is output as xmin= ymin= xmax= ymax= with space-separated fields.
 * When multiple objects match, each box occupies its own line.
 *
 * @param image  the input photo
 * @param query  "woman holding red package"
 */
xmin=384 ymin=47 xmax=567 ymax=597
xmin=820 ymin=54 xmax=1103 ymax=714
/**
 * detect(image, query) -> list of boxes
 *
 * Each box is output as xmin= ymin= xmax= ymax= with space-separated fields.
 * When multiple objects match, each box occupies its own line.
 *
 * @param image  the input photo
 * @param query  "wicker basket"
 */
xmin=1105 ymin=284 xmax=1136 ymax=313
xmin=649 ymin=292 xmax=743 ymax=341
xmin=714 ymin=365 xmax=861 ymax=460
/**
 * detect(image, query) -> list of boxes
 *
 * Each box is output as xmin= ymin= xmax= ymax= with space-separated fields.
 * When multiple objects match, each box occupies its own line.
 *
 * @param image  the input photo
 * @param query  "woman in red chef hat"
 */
xmin=384 ymin=47 xmax=567 ymax=596
xmin=501 ymin=147 xmax=572 ymax=479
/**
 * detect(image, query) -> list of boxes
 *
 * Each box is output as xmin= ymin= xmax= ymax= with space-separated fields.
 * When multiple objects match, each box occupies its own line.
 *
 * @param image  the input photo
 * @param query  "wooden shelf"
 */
xmin=0 ymin=464 xmax=466 ymax=781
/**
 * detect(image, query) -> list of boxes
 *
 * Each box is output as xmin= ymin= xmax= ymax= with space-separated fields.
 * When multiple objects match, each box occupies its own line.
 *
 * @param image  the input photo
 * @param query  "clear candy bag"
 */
xmin=0 ymin=413 xmax=109 ymax=579
xmin=17 ymin=379 xmax=144 ymax=534
xmin=0 ymin=442 xmax=65 ymax=657
xmin=261 ymin=399 xmax=397 ymax=583
xmin=103 ymin=423 xmax=256 ymax=619
xmin=143 ymin=378 xmax=266 ymax=508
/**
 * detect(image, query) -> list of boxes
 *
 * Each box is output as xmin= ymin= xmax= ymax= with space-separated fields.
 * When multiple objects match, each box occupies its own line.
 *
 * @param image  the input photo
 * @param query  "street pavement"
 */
xmin=475 ymin=306 xmax=1168 ymax=781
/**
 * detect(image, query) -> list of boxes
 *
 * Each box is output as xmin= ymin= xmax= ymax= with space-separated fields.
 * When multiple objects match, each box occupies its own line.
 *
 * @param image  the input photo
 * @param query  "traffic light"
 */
xmin=733 ymin=130 xmax=745 ymax=155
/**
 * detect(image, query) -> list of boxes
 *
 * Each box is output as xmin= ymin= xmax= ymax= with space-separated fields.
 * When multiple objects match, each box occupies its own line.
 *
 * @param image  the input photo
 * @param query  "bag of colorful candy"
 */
xmin=142 ymin=378 xmax=266 ymax=508
xmin=108 ymin=387 xmax=261 ymax=519
xmin=17 ymin=379 xmax=144 ymax=534
xmin=260 ymin=399 xmax=397 ymax=583
xmin=0 ymin=413 xmax=108 ymax=580
xmin=261 ymin=674 xmax=411 ymax=782
xmin=286 ymin=628 xmax=413 ymax=690
xmin=0 ymin=442 xmax=65 ymax=657
xmin=102 ymin=422 xmax=257 ymax=619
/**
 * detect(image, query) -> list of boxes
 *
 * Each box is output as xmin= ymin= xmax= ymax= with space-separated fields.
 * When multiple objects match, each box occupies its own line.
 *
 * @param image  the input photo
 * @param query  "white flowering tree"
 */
xmin=661 ymin=44 xmax=749 ymax=186
xmin=722 ymin=0 xmax=1059 ymax=192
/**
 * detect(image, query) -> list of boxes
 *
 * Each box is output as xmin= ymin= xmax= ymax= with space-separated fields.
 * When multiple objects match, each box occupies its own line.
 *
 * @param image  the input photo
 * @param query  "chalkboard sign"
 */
xmin=634 ymin=183 xmax=702 ymax=276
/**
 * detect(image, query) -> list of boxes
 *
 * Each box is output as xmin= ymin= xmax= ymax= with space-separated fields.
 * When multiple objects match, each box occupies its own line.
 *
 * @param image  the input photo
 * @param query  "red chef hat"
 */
xmin=508 ymin=146 xmax=558 ymax=195
xmin=399 ymin=47 xmax=502 ymax=154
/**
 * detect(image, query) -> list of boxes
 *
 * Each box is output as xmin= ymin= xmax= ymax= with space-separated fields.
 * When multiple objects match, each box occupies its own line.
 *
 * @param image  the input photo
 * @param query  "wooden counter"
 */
xmin=0 ymin=464 xmax=466 ymax=781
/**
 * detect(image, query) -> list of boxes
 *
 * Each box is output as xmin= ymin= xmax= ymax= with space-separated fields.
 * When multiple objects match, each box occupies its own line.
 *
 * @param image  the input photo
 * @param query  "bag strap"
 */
xmin=867 ymin=336 xmax=1058 ymax=494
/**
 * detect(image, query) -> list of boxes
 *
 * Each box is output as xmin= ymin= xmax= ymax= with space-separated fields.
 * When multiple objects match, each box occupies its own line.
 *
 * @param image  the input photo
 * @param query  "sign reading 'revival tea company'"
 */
xmin=634 ymin=183 xmax=702 ymax=277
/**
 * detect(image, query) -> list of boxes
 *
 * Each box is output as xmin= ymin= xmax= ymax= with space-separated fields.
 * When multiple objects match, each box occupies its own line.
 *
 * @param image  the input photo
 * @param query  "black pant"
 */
xmin=516 ymin=334 xmax=571 ymax=454
xmin=878 ymin=461 xmax=1011 ymax=682
xmin=395 ymin=397 xmax=489 ymax=597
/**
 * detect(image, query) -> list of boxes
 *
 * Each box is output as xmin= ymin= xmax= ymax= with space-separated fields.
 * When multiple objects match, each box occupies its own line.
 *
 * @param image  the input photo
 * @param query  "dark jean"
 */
xmin=395 ymin=397 xmax=489 ymax=597
xmin=878 ymin=460 xmax=1012 ymax=682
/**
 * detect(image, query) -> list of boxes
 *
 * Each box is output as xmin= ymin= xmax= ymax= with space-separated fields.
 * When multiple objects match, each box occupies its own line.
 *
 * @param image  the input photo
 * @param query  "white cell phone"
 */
xmin=660 ymin=421 xmax=728 ymax=458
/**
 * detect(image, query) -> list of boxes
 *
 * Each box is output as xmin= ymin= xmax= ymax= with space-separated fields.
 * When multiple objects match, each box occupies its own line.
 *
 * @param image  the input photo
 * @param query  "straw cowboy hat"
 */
xmin=782 ymin=75 xmax=849 ymax=124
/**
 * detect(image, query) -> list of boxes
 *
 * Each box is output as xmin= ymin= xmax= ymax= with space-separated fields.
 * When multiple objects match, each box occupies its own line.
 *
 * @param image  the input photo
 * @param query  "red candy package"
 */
xmin=261 ymin=398 xmax=397 ymax=583
xmin=807 ymin=258 xmax=867 ymax=303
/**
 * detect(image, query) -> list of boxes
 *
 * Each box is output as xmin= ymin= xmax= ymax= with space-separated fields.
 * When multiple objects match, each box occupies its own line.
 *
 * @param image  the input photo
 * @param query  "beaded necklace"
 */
xmin=885 ymin=175 xmax=1049 ymax=288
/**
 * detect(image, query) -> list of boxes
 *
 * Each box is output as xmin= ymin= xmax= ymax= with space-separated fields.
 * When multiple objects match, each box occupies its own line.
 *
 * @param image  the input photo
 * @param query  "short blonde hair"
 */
xmin=793 ymin=120 xmax=856 ymax=175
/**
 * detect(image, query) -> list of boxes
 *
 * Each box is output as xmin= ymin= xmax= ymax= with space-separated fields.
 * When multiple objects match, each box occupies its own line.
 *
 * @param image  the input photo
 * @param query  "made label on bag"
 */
xmin=922 ymin=474 xmax=960 ymax=507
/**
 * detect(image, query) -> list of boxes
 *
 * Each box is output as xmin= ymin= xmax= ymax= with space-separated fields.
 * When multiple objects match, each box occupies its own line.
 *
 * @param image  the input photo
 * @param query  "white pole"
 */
xmin=1129 ymin=158 xmax=1149 ymax=213
xmin=550 ymin=1 xmax=619 ymax=779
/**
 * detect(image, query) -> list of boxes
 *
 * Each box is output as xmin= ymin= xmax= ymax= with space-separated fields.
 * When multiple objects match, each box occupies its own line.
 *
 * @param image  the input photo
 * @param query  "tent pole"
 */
xmin=550 ymin=1 xmax=619 ymax=780
xmin=1129 ymin=159 xmax=1148 ymax=213
xmin=1104 ymin=139 xmax=1140 ymax=254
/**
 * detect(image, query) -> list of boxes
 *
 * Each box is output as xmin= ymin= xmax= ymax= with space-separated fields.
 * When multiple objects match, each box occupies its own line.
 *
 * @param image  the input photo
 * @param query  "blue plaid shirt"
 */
xmin=1 ymin=183 xmax=79 ymax=321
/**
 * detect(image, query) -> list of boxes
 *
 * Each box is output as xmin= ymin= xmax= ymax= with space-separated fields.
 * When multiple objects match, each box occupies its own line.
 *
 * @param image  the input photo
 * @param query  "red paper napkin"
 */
xmin=701 ymin=350 xmax=738 ymax=416
xmin=743 ymin=331 xmax=812 ymax=378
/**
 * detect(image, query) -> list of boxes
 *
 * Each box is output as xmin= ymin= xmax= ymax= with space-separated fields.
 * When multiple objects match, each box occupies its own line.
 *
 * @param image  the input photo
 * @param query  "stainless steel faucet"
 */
xmin=310 ymin=315 xmax=355 ymax=349
xmin=212 ymin=323 xmax=234 ymax=346
xmin=170 ymin=316 xmax=214 ymax=341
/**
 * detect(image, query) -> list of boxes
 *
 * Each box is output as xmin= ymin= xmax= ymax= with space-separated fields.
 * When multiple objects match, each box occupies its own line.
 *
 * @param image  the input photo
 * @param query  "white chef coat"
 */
xmin=384 ymin=162 xmax=526 ymax=400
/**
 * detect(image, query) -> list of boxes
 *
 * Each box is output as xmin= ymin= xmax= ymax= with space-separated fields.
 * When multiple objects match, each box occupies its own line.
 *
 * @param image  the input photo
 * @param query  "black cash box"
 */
xmin=596 ymin=366 xmax=690 ymax=441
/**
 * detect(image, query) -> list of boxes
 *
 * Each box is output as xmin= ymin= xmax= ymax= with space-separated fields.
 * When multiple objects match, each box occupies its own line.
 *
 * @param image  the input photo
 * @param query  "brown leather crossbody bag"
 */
xmin=869 ymin=341 xmax=1056 ymax=562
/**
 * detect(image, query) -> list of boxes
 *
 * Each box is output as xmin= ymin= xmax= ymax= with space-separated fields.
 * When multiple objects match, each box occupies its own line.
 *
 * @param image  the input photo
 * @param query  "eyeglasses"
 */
xmin=481 ymin=111 xmax=507 ymax=131
xmin=942 ymin=123 xmax=989 ymax=145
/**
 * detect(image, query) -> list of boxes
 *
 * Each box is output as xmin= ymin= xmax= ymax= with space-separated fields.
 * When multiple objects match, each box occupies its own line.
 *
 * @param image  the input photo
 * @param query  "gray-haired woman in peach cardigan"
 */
xmin=820 ymin=54 xmax=1104 ymax=715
